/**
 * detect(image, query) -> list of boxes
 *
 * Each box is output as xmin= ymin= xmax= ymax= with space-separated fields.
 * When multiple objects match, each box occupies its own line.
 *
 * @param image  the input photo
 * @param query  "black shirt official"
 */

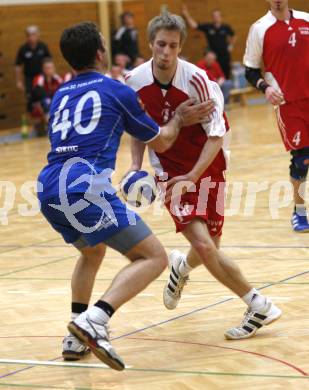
xmin=15 ymin=25 xmax=51 ymax=111
xmin=198 ymin=23 xmax=234 ymax=79
xmin=182 ymin=6 xmax=236 ymax=79
xmin=111 ymin=11 xmax=140 ymax=66
xmin=15 ymin=41 xmax=51 ymax=79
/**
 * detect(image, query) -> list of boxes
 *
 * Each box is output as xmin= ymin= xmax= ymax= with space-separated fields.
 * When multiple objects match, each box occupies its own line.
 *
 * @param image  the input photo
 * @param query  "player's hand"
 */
xmin=164 ymin=173 xmax=196 ymax=204
xmin=176 ymin=98 xmax=215 ymax=127
xmin=16 ymin=80 xmax=24 ymax=91
xmin=265 ymin=87 xmax=285 ymax=106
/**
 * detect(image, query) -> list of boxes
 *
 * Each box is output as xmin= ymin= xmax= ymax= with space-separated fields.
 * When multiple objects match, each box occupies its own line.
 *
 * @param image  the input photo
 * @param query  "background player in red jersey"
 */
xmin=31 ymin=58 xmax=63 ymax=135
xmin=126 ymin=12 xmax=281 ymax=340
xmin=244 ymin=0 xmax=309 ymax=232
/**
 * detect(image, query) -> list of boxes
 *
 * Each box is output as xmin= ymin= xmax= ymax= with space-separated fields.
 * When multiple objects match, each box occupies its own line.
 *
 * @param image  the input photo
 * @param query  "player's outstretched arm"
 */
xmin=182 ymin=4 xmax=199 ymax=29
xmin=148 ymin=99 xmax=215 ymax=153
xmin=120 ymin=86 xmax=214 ymax=154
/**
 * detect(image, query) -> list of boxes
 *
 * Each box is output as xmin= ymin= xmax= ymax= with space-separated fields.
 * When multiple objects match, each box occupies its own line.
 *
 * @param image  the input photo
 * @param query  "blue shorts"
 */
xmin=40 ymin=192 xmax=152 ymax=253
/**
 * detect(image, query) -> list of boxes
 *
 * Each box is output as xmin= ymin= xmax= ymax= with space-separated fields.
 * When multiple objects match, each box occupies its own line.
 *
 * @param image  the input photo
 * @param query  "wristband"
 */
xmin=257 ymin=81 xmax=270 ymax=94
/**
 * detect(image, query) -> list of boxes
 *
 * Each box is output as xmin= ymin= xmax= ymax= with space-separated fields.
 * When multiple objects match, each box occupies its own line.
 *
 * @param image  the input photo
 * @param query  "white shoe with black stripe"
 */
xmin=224 ymin=299 xmax=282 ymax=340
xmin=163 ymin=250 xmax=189 ymax=310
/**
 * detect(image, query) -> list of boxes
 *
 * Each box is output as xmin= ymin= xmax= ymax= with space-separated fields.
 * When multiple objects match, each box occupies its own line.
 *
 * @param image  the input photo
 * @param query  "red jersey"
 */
xmin=126 ymin=59 xmax=229 ymax=180
xmin=33 ymin=73 xmax=63 ymax=98
xmin=244 ymin=10 xmax=309 ymax=103
xmin=196 ymin=59 xmax=225 ymax=82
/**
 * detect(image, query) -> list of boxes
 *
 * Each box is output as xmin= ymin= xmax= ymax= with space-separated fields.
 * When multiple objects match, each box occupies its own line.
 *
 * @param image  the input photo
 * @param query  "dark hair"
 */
xmin=121 ymin=11 xmax=134 ymax=24
xmin=60 ymin=22 xmax=104 ymax=71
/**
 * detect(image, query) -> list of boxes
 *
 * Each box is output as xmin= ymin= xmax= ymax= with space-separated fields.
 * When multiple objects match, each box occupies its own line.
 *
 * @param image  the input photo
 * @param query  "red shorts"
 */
xmin=165 ymin=174 xmax=225 ymax=236
xmin=275 ymin=99 xmax=309 ymax=151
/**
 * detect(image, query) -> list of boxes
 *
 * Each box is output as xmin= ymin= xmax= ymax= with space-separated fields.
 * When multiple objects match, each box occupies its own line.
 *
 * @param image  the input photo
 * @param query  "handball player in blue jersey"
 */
xmin=37 ymin=22 xmax=214 ymax=370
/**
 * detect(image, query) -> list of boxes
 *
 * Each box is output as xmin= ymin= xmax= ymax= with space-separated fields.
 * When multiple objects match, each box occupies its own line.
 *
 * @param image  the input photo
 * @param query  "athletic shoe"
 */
xmin=68 ymin=312 xmax=125 ymax=371
xmin=62 ymin=333 xmax=91 ymax=361
xmin=163 ymin=250 xmax=189 ymax=310
xmin=224 ymin=299 xmax=282 ymax=340
xmin=291 ymin=211 xmax=309 ymax=232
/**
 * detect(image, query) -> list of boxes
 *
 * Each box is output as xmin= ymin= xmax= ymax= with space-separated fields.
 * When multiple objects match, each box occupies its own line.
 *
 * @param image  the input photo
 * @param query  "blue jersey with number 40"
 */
xmin=38 ymin=71 xmax=159 ymax=201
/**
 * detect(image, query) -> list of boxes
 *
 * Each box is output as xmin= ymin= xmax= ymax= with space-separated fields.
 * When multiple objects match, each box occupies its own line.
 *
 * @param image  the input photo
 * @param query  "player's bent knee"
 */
xmin=80 ymin=244 xmax=106 ymax=263
xmin=290 ymin=148 xmax=309 ymax=180
xmin=191 ymin=239 xmax=217 ymax=261
xmin=154 ymin=247 xmax=168 ymax=272
xmin=125 ymin=234 xmax=167 ymax=271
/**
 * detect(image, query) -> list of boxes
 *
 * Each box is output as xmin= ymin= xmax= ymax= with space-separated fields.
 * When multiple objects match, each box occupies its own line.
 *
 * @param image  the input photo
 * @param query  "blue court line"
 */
xmin=0 ymin=365 xmax=35 ymax=380
xmin=0 ymin=358 xmax=61 ymax=380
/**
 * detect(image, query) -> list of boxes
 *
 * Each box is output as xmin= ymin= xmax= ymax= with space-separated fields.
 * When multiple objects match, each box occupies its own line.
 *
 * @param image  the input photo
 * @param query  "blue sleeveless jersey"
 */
xmin=38 ymin=71 xmax=159 ymax=201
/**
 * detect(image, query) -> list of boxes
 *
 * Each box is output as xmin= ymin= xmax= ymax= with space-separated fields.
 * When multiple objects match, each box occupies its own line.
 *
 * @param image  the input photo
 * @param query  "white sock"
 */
xmin=242 ymin=288 xmax=266 ymax=311
xmin=295 ymin=205 xmax=306 ymax=216
xmin=86 ymin=306 xmax=111 ymax=324
xmin=71 ymin=312 xmax=79 ymax=321
xmin=178 ymin=257 xmax=193 ymax=277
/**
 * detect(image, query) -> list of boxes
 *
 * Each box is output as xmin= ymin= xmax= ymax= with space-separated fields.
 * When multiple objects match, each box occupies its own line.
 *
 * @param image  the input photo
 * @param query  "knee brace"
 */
xmin=289 ymin=147 xmax=309 ymax=180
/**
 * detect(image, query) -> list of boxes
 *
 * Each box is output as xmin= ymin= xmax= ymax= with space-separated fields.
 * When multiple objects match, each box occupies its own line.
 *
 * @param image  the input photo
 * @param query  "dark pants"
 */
xmin=25 ymin=76 xmax=34 ymax=112
xmin=215 ymin=51 xmax=231 ymax=80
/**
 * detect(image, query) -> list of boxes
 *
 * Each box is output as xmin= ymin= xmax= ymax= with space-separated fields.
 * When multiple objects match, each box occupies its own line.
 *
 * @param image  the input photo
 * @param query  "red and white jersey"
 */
xmin=244 ymin=10 xmax=309 ymax=103
xmin=33 ymin=73 xmax=63 ymax=98
xmin=126 ymin=58 xmax=229 ymax=179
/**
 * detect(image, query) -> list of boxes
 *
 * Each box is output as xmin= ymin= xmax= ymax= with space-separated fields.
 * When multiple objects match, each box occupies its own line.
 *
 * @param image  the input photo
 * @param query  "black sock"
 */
xmin=71 ymin=302 xmax=88 ymax=314
xmin=94 ymin=300 xmax=115 ymax=317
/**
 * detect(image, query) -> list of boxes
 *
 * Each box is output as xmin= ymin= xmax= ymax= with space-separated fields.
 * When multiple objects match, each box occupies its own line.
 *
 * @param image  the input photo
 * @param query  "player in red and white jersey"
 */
xmin=244 ymin=0 xmax=309 ymax=232
xmin=31 ymin=58 xmax=63 ymax=135
xmin=126 ymin=12 xmax=281 ymax=340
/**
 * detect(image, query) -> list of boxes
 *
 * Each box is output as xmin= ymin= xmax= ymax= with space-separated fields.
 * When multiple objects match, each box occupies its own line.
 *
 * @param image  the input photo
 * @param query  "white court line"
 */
xmin=0 ymin=359 xmax=132 ymax=369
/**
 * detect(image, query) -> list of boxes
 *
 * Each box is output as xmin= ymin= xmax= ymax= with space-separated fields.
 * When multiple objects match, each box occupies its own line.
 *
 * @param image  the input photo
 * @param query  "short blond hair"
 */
xmin=147 ymin=12 xmax=187 ymax=44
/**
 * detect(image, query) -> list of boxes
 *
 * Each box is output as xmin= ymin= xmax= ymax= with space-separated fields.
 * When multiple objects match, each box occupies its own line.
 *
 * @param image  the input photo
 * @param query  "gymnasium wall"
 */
xmin=0 ymin=0 xmax=308 ymax=130
xmin=0 ymin=1 xmax=99 ymax=130
xmin=122 ymin=0 xmax=309 ymax=64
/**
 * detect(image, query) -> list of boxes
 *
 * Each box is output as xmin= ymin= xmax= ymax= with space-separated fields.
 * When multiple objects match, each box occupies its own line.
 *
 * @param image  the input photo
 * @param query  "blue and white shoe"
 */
xmin=291 ymin=211 xmax=309 ymax=233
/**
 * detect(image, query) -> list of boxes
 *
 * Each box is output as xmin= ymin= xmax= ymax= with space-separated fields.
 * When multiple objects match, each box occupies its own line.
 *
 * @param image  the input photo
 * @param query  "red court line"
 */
xmin=128 ymin=337 xmax=308 ymax=376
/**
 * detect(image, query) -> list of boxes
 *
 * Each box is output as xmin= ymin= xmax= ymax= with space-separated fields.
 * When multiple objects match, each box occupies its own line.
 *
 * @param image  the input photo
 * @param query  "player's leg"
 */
xmin=164 ymin=218 xmax=281 ymax=339
xmin=275 ymin=101 xmax=309 ymax=231
xmin=100 ymin=235 xmax=167 ymax=309
xmin=290 ymin=147 xmax=309 ymax=232
xmin=62 ymin=243 xmax=106 ymax=361
xmin=184 ymin=219 xmax=251 ymax=296
xmin=163 ymin=216 xmax=249 ymax=310
xmin=163 ymin=232 xmax=221 ymax=310
xmin=163 ymin=178 xmax=225 ymax=309
xmin=71 ymin=244 xmax=105 ymax=306
xmin=187 ymin=219 xmax=281 ymax=339
xmin=68 ymin=217 xmax=167 ymax=370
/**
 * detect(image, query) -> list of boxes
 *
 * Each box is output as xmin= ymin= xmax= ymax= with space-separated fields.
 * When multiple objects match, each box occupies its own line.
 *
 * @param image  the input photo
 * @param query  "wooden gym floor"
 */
xmin=0 ymin=103 xmax=309 ymax=390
